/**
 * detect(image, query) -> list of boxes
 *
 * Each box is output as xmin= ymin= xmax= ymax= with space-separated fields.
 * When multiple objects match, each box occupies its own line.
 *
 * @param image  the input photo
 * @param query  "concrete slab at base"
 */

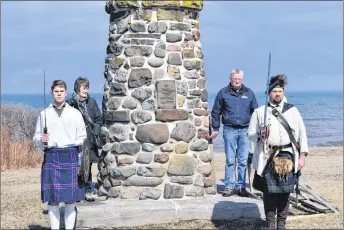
xmin=76 ymin=183 xmax=265 ymax=229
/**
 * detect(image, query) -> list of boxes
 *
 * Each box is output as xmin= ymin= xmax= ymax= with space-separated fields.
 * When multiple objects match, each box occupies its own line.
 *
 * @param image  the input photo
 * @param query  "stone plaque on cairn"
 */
xmin=99 ymin=0 xmax=214 ymax=200
xmin=156 ymin=80 xmax=176 ymax=109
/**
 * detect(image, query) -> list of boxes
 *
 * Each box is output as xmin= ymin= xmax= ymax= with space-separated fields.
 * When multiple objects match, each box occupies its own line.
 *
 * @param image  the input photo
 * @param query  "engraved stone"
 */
xmin=156 ymin=80 xmax=176 ymax=109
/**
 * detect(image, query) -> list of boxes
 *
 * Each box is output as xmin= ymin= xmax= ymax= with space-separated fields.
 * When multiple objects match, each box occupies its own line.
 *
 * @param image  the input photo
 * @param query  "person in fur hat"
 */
xmin=247 ymin=74 xmax=308 ymax=230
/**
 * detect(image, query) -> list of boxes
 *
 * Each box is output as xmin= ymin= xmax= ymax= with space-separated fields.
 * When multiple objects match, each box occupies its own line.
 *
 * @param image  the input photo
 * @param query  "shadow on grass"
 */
xmin=210 ymin=219 xmax=267 ymax=229
xmin=28 ymin=225 xmax=49 ymax=230
xmin=211 ymin=200 xmax=267 ymax=230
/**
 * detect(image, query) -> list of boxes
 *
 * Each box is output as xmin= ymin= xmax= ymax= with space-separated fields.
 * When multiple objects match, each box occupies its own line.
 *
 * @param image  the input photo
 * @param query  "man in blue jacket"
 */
xmin=210 ymin=69 xmax=258 ymax=197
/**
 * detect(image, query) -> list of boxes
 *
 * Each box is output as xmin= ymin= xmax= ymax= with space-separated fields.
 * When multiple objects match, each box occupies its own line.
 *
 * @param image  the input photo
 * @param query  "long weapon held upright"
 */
xmin=263 ymin=53 xmax=271 ymax=127
xmin=43 ymin=69 xmax=48 ymax=149
xmin=259 ymin=53 xmax=272 ymax=153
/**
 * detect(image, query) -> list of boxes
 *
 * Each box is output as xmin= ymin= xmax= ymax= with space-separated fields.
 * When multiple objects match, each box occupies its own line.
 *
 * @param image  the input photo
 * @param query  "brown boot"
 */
xmin=266 ymin=211 xmax=276 ymax=230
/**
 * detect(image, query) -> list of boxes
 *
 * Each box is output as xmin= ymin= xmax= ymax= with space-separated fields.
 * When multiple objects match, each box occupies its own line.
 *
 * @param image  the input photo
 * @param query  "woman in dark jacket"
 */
xmin=67 ymin=77 xmax=102 ymax=201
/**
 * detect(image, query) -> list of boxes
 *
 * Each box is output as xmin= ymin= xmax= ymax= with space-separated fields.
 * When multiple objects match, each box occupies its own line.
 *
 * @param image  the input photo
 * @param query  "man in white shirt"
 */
xmin=248 ymin=74 xmax=308 ymax=230
xmin=33 ymin=80 xmax=87 ymax=230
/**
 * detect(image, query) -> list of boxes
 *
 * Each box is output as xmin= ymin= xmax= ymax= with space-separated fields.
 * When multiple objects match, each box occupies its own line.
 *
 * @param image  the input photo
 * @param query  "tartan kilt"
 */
xmin=264 ymin=169 xmax=295 ymax=193
xmin=41 ymin=147 xmax=85 ymax=203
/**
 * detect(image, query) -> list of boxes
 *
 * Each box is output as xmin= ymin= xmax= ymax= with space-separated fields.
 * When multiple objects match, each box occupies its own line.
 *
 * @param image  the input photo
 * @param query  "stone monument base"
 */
xmin=75 ymin=181 xmax=265 ymax=229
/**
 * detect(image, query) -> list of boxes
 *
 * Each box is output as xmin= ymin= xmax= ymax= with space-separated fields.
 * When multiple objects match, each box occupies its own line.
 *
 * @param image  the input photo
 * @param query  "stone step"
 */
xmin=75 ymin=189 xmax=265 ymax=229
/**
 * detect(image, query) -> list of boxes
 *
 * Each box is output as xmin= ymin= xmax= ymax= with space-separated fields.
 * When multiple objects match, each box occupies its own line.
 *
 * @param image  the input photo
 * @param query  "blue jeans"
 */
xmin=223 ymin=126 xmax=249 ymax=189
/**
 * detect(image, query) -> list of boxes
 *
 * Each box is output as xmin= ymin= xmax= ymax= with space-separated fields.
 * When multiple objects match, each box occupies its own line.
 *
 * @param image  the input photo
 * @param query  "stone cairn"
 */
xmin=98 ymin=0 xmax=215 ymax=200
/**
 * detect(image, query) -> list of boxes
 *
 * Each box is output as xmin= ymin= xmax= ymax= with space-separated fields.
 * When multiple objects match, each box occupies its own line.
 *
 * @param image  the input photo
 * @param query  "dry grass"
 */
xmin=1 ymin=127 xmax=43 ymax=171
xmin=1 ymin=104 xmax=43 ymax=170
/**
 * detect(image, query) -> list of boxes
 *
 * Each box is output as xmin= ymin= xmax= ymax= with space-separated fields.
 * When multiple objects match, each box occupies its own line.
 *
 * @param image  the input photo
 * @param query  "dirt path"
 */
xmin=1 ymin=147 xmax=342 ymax=229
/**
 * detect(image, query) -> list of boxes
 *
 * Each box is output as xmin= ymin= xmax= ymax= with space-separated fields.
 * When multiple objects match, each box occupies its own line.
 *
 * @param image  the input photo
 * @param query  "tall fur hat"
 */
xmin=268 ymin=74 xmax=287 ymax=94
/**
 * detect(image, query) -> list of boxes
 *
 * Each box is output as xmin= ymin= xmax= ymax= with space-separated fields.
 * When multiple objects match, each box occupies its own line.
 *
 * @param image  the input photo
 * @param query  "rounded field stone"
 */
xmin=139 ymin=188 xmax=162 ymax=200
xmin=107 ymin=97 xmax=122 ymax=110
xmin=130 ymin=21 xmax=146 ymax=32
xmin=175 ymin=142 xmax=188 ymax=154
xmin=167 ymin=53 xmax=182 ymax=65
xmin=128 ymin=68 xmax=152 ymax=88
xmin=136 ymin=152 xmax=153 ymax=164
xmin=190 ymin=139 xmax=208 ymax=151
xmin=142 ymin=143 xmax=156 ymax=152
xmin=154 ymin=40 xmax=166 ymax=58
xmin=123 ymin=175 xmax=163 ymax=187
xmin=131 ymin=88 xmax=152 ymax=102
xmin=148 ymin=57 xmax=164 ymax=67
xmin=163 ymin=183 xmax=184 ymax=199
xmin=170 ymin=122 xmax=196 ymax=143
xmin=131 ymin=111 xmax=152 ymax=124
xmin=166 ymin=31 xmax=182 ymax=43
xmin=148 ymin=21 xmax=168 ymax=33
xmin=135 ymin=124 xmax=169 ymax=144
xmin=154 ymin=153 xmax=169 ymax=163
xmin=167 ymin=155 xmax=197 ymax=176
xmin=122 ymin=97 xmax=138 ymax=109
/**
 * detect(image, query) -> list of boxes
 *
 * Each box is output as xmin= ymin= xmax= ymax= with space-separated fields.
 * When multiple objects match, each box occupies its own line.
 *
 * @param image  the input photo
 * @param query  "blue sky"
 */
xmin=1 ymin=1 xmax=343 ymax=94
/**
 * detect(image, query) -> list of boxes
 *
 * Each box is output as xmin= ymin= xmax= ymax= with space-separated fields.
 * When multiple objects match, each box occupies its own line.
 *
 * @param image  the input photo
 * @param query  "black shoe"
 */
xmin=238 ymin=188 xmax=249 ymax=197
xmin=222 ymin=188 xmax=234 ymax=197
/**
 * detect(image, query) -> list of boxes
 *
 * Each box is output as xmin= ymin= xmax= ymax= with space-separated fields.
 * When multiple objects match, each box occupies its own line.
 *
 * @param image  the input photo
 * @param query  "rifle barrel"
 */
xmin=263 ymin=53 xmax=272 ymax=126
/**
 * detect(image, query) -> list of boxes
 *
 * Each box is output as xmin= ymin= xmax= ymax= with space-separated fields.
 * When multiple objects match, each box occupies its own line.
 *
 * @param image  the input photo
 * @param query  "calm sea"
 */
xmin=2 ymin=90 xmax=342 ymax=152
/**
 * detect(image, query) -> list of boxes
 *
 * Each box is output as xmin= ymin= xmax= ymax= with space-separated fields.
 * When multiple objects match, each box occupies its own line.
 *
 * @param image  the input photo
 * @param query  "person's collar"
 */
xmin=49 ymin=102 xmax=70 ymax=109
xmin=269 ymin=100 xmax=284 ymax=108
xmin=228 ymin=83 xmax=247 ymax=93
xmin=229 ymin=83 xmax=241 ymax=91
xmin=53 ymin=102 xmax=66 ymax=109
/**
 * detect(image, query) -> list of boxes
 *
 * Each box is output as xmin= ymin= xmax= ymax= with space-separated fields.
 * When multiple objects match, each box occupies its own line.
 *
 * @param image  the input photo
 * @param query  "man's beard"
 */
xmin=272 ymin=96 xmax=282 ymax=104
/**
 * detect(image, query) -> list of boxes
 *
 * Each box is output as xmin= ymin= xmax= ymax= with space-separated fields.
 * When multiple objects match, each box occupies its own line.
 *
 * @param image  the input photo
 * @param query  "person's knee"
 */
xmin=225 ymin=156 xmax=235 ymax=166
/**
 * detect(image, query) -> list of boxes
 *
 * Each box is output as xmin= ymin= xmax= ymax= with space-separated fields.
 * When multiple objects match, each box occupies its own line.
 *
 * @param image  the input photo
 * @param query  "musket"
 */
xmin=259 ymin=53 xmax=272 ymax=151
xmin=42 ymin=69 xmax=48 ymax=150
xmin=263 ymin=52 xmax=271 ymax=131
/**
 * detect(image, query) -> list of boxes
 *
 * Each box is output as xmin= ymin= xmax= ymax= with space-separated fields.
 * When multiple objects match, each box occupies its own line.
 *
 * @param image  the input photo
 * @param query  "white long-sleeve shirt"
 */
xmin=33 ymin=103 xmax=87 ymax=151
xmin=248 ymin=102 xmax=308 ymax=176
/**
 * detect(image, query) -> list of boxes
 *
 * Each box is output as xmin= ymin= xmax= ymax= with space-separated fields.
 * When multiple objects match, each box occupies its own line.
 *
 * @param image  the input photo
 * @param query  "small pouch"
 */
xmin=264 ymin=152 xmax=295 ymax=193
xmin=272 ymin=157 xmax=293 ymax=180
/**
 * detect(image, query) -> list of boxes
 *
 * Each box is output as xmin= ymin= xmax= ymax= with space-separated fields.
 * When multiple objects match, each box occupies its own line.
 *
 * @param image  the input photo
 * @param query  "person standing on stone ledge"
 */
xmin=67 ymin=77 xmax=103 ymax=202
xmin=33 ymin=80 xmax=87 ymax=229
xmin=210 ymin=69 xmax=258 ymax=197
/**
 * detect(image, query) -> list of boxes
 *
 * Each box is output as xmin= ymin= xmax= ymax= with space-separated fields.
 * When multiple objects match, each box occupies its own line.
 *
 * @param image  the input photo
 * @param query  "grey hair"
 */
xmin=230 ymin=69 xmax=244 ymax=78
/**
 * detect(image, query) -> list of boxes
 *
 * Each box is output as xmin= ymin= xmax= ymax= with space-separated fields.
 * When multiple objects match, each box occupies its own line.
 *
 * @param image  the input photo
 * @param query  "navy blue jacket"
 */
xmin=211 ymin=84 xmax=258 ymax=131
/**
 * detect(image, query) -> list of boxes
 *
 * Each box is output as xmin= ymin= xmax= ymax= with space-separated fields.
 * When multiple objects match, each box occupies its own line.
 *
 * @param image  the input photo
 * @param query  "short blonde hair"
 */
xmin=230 ymin=69 xmax=244 ymax=78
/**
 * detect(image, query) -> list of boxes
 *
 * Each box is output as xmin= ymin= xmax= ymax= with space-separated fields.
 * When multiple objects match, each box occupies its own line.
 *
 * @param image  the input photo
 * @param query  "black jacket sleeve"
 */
xmin=91 ymin=98 xmax=102 ymax=136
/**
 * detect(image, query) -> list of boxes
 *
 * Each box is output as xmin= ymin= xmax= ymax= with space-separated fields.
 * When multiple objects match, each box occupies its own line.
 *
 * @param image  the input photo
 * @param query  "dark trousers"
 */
xmin=85 ymin=163 xmax=93 ymax=192
xmin=263 ymin=192 xmax=290 ymax=230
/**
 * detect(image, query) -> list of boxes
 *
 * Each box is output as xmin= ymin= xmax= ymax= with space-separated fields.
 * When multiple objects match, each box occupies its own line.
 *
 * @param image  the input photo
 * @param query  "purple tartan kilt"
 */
xmin=41 ymin=147 xmax=85 ymax=203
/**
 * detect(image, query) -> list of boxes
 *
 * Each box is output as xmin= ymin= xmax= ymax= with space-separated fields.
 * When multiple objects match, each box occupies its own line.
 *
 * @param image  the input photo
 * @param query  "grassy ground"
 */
xmin=1 ymin=147 xmax=342 ymax=229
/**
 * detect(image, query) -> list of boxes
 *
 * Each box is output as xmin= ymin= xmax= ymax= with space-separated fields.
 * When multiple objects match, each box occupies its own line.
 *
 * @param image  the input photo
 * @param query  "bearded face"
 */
xmin=269 ymin=87 xmax=284 ymax=104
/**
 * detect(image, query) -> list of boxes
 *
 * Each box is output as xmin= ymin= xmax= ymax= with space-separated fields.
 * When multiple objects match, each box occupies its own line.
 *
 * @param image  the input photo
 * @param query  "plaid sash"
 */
xmin=41 ymin=147 xmax=85 ymax=203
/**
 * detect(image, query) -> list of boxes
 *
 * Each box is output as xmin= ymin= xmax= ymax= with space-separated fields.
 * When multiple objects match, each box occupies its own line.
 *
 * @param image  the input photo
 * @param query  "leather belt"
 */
xmin=269 ymin=143 xmax=292 ymax=151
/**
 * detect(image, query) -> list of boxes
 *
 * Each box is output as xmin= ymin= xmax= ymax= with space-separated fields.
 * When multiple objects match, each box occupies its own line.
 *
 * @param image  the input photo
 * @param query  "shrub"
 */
xmin=1 ymin=104 xmax=42 ymax=170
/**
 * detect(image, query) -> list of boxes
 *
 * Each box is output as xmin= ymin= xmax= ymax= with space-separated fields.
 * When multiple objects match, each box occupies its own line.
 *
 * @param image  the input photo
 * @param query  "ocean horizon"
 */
xmin=2 ymin=90 xmax=342 ymax=151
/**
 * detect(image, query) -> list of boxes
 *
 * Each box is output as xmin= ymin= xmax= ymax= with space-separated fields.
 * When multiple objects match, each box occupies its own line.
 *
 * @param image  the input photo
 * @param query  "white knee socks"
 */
xmin=47 ymin=204 xmax=60 ymax=230
xmin=64 ymin=203 xmax=76 ymax=230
